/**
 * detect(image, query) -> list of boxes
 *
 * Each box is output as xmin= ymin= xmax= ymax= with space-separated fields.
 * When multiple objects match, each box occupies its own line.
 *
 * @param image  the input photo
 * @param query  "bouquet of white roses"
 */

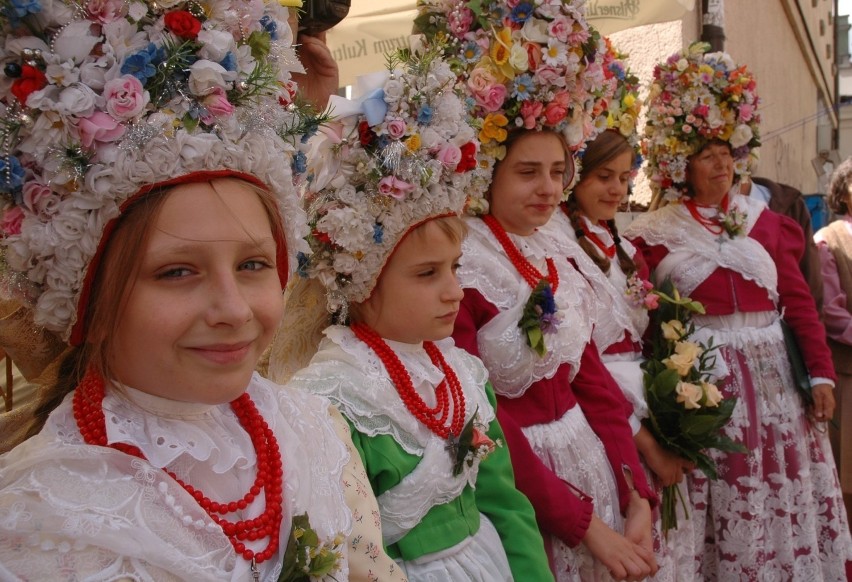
xmin=642 ymin=278 xmax=745 ymax=535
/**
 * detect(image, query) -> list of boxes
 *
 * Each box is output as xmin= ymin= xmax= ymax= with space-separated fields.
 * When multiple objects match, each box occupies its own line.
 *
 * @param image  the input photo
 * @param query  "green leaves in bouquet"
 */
xmin=278 ymin=513 xmax=342 ymax=582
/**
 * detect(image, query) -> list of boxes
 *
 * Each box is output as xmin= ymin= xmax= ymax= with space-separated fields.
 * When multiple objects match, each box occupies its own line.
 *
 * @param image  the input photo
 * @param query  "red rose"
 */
xmin=11 ymin=65 xmax=47 ymax=107
xmin=358 ymin=120 xmax=375 ymax=147
xmin=312 ymin=229 xmax=332 ymax=246
xmin=456 ymin=142 xmax=477 ymax=173
xmin=164 ymin=10 xmax=201 ymax=39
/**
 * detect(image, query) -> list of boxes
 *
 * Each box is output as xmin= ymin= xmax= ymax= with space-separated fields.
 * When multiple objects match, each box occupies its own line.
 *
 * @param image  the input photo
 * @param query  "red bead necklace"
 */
xmin=580 ymin=220 xmax=617 ymax=259
xmin=72 ymin=369 xmax=284 ymax=566
xmin=683 ymin=193 xmax=730 ymax=235
xmin=351 ymin=322 xmax=466 ymax=439
xmin=482 ymin=214 xmax=559 ymax=292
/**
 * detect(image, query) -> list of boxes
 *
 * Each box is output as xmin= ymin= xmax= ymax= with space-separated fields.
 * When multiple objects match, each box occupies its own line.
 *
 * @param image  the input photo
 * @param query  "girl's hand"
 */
xmin=624 ymin=493 xmax=656 ymax=566
xmin=582 ymin=514 xmax=656 ymax=581
xmin=635 ymin=426 xmax=693 ymax=487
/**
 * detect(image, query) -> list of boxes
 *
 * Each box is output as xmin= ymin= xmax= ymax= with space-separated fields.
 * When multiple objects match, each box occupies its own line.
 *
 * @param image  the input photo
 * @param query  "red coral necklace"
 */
xmin=580 ymin=219 xmax=617 ymax=258
xmin=482 ymin=214 xmax=559 ymax=291
xmin=72 ymin=369 xmax=283 ymax=568
xmin=351 ymin=322 xmax=466 ymax=439
xmin=683 ymin=193 xmax=730 ymax=235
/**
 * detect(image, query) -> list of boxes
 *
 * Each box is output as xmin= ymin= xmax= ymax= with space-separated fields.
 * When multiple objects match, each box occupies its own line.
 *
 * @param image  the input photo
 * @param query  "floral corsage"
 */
xmin=519 ymin=280 xmax=562 ymax=357
xmin=449 ymin=410 xmax=500 ymax=477
xmin=718 ymin=207 xmax=748 ymax=238
xmin=279 ymin=514 xmax=345 ymax=582
xmin=625 ymin=273 xmax=659 ymax=310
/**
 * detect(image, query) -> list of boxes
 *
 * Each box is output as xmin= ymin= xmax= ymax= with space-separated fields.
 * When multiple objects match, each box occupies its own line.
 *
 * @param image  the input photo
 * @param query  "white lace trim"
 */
xmin=624 ymin=193 xmax=778 ymax=301
xmin=377 ymin=435 xmax=483 ymax=545
xmin=287 ymin=327 xmax=496 ymax=543
xmin=288 ymin=326 xmax=495 ymax=455
xmin=543 ymin=211 xmax=645 ymax=349
xmin=0 ymin=373 xmax=352 ymax=581
xmin=458 ymin=217 xmax=596 ymax=396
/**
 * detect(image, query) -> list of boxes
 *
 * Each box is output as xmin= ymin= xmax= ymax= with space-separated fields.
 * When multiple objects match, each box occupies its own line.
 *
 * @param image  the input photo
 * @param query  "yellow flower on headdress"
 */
xmin=490 ymin=28 xmax=514 ymax=66
xmin=405 ymin=134 xmax=421 ymax=152
xmin=479 ymin=113 xmax=509 ymax=144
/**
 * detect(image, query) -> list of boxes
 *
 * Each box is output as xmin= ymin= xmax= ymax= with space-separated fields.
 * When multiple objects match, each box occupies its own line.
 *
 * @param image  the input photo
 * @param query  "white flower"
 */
xmin=521 ymin=17 xmax=550 ymax=43
xmin=508 ymin=43 xmax=529 ymax=72
xmin=53 ymin=21 xmax=101 ymax=64
xmin=188 ymin=60 xmax=233 ymax=96
xmin=55 ymin=83 xmax=98 ymax=117
xmin=729 ymin=124 xmax=754 ymax=149
xmin=197 ymin=30 xmax=236 ymax=63
xmin=332 ymin=253 xmax=359 ymax=275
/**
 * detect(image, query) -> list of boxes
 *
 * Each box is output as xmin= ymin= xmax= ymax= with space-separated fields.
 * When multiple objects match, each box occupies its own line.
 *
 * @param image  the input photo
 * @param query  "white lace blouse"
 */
xmin=0 ymin=372 xmax=352 ymax=582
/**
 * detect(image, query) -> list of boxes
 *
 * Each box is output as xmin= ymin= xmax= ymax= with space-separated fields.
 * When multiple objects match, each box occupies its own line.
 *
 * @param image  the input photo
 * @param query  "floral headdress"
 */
xmin=0 ymin=0 xmax=312 ymax=343
xmin=594 ymin=38 xmax=642 ymax=172
xmin=643 ymin=42 xmax=761 ymax=201
xmin=300 ymin=47 xmax=478 ymax=316
xmin=414 ymin=0 xmax=613 ymax=212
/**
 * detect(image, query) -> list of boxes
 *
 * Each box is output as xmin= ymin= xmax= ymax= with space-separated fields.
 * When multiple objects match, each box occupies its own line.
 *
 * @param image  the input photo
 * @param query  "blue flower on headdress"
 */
xmin=512 ymin=74 xmax=535 ymax=100
xmin=0 ymin=155 xmax=25 ymax=197
xmin=292 ymin=150 xmax=307 ymax=174
xmin=121 ymin=43 xmax=163 ymax=84
xmin=510 ymin=2 xmax=534 ymax=24
xmin=219 ymin=52 xmax=237 ymax=72
xmin=460 ymin=41 xmax=482 ymax=64
xmin=373 ymin=223 xmax=384 ymax=243
xmin=296 ymin=252 xmax=310 ymax=278
xmin=260 ymin=15 xmax=278 ymax=40
xmin=7 ymin=0 xmax=40 ymax=18
xmin=417 ymin=105 xmax=433 ymax=125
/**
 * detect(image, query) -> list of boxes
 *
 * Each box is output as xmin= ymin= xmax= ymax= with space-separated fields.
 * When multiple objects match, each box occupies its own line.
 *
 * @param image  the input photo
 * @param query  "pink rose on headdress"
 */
xmin=524 ymin=42 xmax=542 ymax=72
xmin=738 ymin=103 xmax=755 ymax=122
xmin=436 ymin=143 xmax=462 ymax=169
xmin=200 ymin=87 xmax=235 ymax=124
xmin=378 ymin=175 xmax=415 ymax=200
xmin=520 ymin=100 xmax=543 ymax=129
xmin=22 ymin=181 xmax=59 ymax=217
xmin=468 ymin=67 xmax=498 ymax=95
xmin=0 ymin=207 xmax=24 ymax=236
xmin=447 ymin=6 xmax=473 ymax=38
xmin=548 ymin=15 xmax=572 ymax=42
xmin=103 ymin=75 xmax=149 ymax=121
xmin=75 ymin=111 xmax=126 ymax=149
xmin=474 ymin=84 xmax=507 ymax=113
xmin=86 ymin=0 xmax=125 ymax=23
xmin=385 ymin=118 xmax=407 ymax=140
xmin=543 ymin=91 xmax=570 ymax=126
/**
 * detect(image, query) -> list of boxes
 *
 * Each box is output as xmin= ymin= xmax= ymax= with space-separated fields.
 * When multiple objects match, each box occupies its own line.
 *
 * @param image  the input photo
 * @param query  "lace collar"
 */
xmin=96 ymin=375 xmax=280 ymax=472
xmin=289 ymin=325 xmax=494 ymax=455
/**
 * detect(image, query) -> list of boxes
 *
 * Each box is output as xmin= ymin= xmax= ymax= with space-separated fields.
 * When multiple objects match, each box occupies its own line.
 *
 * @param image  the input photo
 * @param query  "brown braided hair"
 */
xmin=564 ymin=130 xmax=637 ymax=277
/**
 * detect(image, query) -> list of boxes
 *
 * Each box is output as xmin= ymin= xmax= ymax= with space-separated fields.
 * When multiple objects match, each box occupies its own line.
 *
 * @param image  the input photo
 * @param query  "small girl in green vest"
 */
xmin=270 ymin=50 xmax=554 ymax=581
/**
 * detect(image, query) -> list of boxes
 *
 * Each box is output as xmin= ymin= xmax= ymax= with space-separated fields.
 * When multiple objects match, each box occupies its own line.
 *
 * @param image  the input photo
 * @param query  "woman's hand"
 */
xmin=811 ymin=383 xmax=835 ymax=423
xmin=636 ymin=427 xmax=694 ymax=487
xmin=582 ymin=514 xmax=656 ymax=581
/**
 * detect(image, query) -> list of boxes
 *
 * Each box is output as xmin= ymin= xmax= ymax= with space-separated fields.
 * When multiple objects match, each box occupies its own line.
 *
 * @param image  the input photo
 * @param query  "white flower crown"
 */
xmin=0 ymin=0 xmax=312 ymax=342
xmin=300 ymin=47 xmax=477 ymax=315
